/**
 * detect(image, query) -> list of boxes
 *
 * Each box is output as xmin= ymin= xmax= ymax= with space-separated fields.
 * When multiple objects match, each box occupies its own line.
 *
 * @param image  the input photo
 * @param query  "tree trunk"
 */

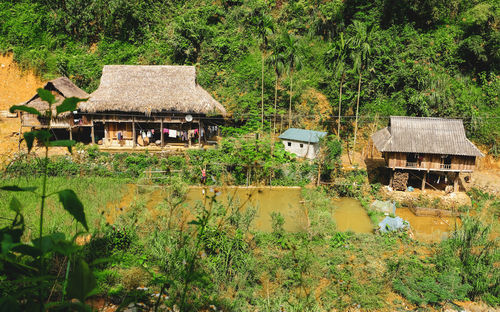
xmin=288 ymin=70 xmax=293 ymax=127
xmin=317 ymin=162 xmax=321 ymax=186
xmin=352 ymin=71 xmax=362 ymax=157
xmin=337 ymin=73 xmax=344 ymax=139
xmin=261 ymin=52 xmax=265 ymax=129
xmin=274 ymin=70 xmax=278 ymax=134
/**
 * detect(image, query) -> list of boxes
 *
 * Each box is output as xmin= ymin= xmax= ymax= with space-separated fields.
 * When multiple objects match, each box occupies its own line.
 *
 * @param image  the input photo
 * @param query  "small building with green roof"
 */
xmin=278 ymin=128 xmax=327 ymax=159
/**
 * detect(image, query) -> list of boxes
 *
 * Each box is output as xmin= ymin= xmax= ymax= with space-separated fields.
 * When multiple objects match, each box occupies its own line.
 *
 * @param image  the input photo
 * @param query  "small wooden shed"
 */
xmin=371 ymin=116 xmax=483 ymax=191
xmin=19 ymin=77 xmax=90 ymax=141
xmin=80 ymin=65 xmax=226 ymax=148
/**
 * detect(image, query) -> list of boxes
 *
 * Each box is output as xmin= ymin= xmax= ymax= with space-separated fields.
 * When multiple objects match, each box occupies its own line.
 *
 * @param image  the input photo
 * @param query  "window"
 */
xmin=287 ymin=142 xmax=291 ymax=147
xmin=300 ymin=143 xmax=304 ymax=148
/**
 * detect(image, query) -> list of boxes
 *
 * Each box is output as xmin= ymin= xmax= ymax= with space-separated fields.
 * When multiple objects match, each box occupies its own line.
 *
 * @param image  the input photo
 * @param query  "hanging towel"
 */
xmin=147 ymin=130 xmax=152 ymax=138
xmin=169 ymin=129 xmax=177 ymax=138
xmin=163 ymin=128 xmax=168 ymax=134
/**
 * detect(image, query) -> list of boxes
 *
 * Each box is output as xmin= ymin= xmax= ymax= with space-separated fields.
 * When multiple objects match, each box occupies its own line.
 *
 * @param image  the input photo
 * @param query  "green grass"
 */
xmin=0 ymin=177 xmax=128 ymax=239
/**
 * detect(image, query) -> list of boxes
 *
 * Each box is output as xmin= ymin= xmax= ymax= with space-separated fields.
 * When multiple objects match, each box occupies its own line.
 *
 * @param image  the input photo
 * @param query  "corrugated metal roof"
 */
xmin=371 ymin=116 xmax=483 ymax=157
xmin=279 ymin=128 xmax=327 ymax=143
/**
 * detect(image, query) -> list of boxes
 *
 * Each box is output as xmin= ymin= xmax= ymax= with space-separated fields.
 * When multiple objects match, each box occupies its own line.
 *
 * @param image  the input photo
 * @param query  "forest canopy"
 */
xmin=0 ymin=0 xmax=498 ymax=147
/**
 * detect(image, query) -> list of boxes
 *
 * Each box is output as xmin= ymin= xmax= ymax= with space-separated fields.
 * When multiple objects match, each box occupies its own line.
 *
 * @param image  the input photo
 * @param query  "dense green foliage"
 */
xmin=4 ymin=138 xmax=322 ymax=186
xmin=0 ymin=0 xmax=498 ymax=147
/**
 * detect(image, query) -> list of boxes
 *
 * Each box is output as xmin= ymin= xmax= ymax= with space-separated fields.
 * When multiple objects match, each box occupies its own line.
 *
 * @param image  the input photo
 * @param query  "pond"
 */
xmin=186 ymin=187 xmax=375 ymax=234
xmin=396 ymin=208 xmax=459 ymax=241
xmin=332 ymin=198 xmax=373 ymax=233
xmin=128 ymin=185 xmax=459 ymax=241
xmin=186 ymin=186 xmax=306 ymax=232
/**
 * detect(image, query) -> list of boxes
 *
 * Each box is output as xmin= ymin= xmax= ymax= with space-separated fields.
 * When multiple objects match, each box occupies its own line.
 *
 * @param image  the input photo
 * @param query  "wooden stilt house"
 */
xmin=18 ymin=77 xmax=90 ymax=142
xmin=80 ymin=65 xmax=226 ymax=148
xmin=372 ymin=116 xmax=483 ymax=192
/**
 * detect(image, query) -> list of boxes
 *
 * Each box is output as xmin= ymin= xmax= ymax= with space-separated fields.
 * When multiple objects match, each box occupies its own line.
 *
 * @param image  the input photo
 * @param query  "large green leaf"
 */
xmin=56 ymin=97 xmax=87 ymax=116
xmin=23 ymin=131 xmax=36 ymax=153
xmin=0 ymin=186 xmax=37 ymax=193
xmin=8 ymin=197 xmax=22 ymax=213
xmin=37 ymin=88 xmax=55 ymax=105
xmin=49 ymin=140 xmax=76 ymax=153
xmin=35 ymin=129 xmax=51 ymax=144
xmin=66 ymin=259 xmax=96 ymax=302
xmin=58 ymin=190 xmax=88 ymax=231
xmin=9 ymin=105 xmax=41 ymax=116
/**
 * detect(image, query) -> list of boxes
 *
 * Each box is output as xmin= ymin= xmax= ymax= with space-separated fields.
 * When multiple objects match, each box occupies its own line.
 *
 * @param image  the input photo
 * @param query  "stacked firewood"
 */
xmin=392 ymin=171 xmax=409 ymax=191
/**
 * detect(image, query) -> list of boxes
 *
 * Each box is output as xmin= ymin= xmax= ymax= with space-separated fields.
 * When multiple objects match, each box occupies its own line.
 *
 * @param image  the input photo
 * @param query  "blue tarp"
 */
xmin=378 ymin=216 xmax=409 ymax=233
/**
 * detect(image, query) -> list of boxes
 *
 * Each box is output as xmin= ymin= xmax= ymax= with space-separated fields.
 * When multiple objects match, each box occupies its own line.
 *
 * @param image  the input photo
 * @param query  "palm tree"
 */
xmin=349 ymin=20 xmax=373 ymax=156
xmin=267 ymin=41 xmax=285 ymax=133
xmin=326 ymin=32 xmax=349 ymax=139
xmin=282 ymin=33 xmax=303 ymax=127
xmin=251 ymin=12 xmax=274 ymax=129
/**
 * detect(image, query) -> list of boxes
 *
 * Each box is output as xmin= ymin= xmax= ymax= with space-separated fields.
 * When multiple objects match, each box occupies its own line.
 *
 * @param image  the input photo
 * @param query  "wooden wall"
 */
xmin=385 ymin=152 xmax=476 ymax=171
xmin=106 ymin=122 xmax=133 ymax=141
xmin=21 ymin=113 xmax=72 ymax=128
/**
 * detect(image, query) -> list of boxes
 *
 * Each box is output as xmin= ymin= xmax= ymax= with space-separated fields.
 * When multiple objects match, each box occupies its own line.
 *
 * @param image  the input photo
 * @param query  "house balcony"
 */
xmin=388 ymin=162 xmax=472 ymax=173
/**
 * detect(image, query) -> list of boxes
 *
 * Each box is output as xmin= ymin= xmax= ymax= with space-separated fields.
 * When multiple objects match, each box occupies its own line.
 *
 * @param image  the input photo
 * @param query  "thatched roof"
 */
xmin=372 ymin=116 xmax=483 ymax=157
xmin=22 ymin=77 xmax=89 ymax=117
xmin=81 ymin=65 xmax=226 ymax=116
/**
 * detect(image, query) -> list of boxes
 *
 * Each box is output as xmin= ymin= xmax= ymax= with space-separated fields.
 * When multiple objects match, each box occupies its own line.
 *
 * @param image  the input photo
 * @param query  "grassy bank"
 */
xmin=0 ymin=176 xmax=128 ymax=238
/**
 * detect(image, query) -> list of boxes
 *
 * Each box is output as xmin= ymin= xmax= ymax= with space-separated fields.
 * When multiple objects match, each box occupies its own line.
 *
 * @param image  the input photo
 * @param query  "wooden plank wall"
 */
xmin=106 ymin=122 xmax=133 ymax=141
xmin=386 ymin=152 xmax=476 ymax=171
xmin=387 ymin=152 xmax=407 ymax=168
xmin=451 ymin=156 xmax=476 ymax=171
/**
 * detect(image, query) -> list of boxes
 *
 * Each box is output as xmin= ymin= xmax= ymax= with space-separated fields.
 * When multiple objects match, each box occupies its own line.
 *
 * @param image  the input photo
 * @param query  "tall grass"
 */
xmin=0 ymin=177 xmax=127 ymax=238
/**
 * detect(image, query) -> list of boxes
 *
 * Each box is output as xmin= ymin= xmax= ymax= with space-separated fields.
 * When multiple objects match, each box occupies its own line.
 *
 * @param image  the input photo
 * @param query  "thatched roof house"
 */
xmin=372 ymin=116 xmax=483 ymax=157
xmin=81 ymin=65 xmax=226 ymax=115
xmin=22 ymin=77 xmax=89 ymax=117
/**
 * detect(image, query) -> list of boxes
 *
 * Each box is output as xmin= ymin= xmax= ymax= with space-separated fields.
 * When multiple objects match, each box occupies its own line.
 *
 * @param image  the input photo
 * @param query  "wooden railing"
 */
xmin=440 ymin=163 xmax=452 ymax=169
xmin=406 ymin=161 xmax=418 ymax=168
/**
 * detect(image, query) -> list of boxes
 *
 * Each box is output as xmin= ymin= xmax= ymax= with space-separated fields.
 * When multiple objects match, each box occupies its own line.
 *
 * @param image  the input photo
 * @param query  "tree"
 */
xmin=348 ymin=20 xmax=373 ymax=156
xmin=326 ymin=32 xmax=350 ymax=139
xmin=282 ymin=32 xmax=303 ymax=127
xmin=267 ymin=39 xmax=285 ymax=133
xmin=250 ymin=9 xmax=274 ymax=129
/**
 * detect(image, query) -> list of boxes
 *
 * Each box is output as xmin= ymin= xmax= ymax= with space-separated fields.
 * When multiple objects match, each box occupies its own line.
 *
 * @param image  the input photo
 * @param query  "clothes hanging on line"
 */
xmin=169 ymin=129 xmax=177 ymax=138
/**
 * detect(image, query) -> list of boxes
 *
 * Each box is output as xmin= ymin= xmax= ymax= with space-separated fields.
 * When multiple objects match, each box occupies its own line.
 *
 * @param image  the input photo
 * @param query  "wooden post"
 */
xmin=389 ymin=170 xmax=394 ymax=188
xmin=69 ymin=126 xmax=72 ymax=141
xmin=453 ymin=173 xmax=459 ymax=193
xmin=317 ymin=162 xmax=321 ymax=186
xmin=421 ymin=172 xmax=426 ymax=191
xmin=198 ymin=120 xmax=202 ymax=148
xmin=132 ymin=117 xmax=136 ymax=148
xmin=19 ymin=123 xmax=23 ymax=152
xmin=91 ymin=120 xmax=95 ymax=144
xmin=160 ymin=119 xmax=164 ymax=147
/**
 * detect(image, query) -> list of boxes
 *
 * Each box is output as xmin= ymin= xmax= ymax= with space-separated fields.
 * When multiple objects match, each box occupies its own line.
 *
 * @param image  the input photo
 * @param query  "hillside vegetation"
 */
xmin=0 ymin=0 xmax=499 ymax=147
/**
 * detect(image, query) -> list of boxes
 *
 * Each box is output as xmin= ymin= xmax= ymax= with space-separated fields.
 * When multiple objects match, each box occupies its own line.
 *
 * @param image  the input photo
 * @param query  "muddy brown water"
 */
xmin=110 ymin=185 xmax=459 ymax=241
xmin=186 ymin=186 xmax=307 ymax=232
xmin=332 ymin=198 xmax=373 ymax=233
xmin=396 ymin=208 xmax=459 ymax=241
